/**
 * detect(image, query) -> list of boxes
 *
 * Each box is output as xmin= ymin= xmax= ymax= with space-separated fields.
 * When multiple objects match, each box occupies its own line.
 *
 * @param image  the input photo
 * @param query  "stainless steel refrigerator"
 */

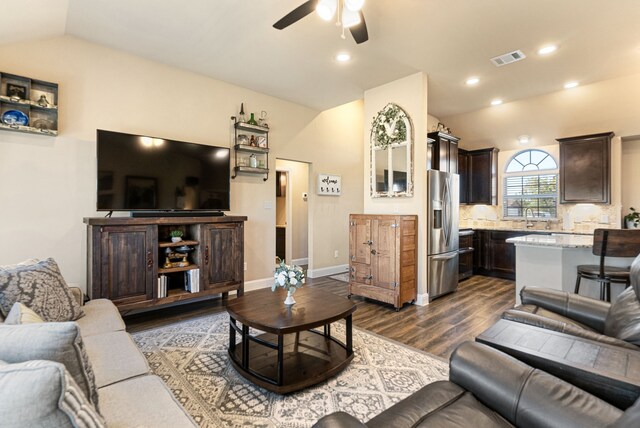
xmin=427 ymin=170 xmax=459 ymax=300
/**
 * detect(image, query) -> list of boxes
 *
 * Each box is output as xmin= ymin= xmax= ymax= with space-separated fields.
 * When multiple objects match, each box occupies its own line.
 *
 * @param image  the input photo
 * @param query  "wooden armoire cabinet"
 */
xmin=85 ymin=216 xmax=246 ymax=312
xmin=348 ymin=214 xmax=417 ymax=311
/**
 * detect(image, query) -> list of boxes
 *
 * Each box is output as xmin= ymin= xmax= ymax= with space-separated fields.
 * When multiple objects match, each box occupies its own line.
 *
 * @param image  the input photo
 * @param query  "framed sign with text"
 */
xmin=317 ymin=174 xmax=341 ymax=196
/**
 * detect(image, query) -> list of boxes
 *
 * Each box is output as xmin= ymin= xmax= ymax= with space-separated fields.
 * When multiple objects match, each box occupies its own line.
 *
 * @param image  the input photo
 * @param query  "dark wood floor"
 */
xmin=125 ymin=275 xmax=515 ymax=359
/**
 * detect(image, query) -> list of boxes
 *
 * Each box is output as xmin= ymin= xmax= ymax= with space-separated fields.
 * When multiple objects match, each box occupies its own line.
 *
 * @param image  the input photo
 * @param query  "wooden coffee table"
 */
xmin=226 ymin=286 xmax=356 ymax=394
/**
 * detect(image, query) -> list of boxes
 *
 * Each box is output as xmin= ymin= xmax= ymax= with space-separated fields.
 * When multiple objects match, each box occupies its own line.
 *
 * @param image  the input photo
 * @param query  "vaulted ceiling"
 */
xmin=2 ymin=0 xmax=640 ymax=117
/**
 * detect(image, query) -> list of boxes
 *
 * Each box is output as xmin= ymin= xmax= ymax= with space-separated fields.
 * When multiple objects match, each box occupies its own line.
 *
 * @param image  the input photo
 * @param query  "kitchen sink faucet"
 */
xmin=524 ymin=208 xmax=534 ymax=228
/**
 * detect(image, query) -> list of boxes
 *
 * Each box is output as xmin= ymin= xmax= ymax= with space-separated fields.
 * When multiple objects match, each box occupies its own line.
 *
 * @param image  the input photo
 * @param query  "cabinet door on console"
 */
xmin=371 ymin=219 xmax=397 ymax=290
xmin=202 ymin=223 xmax=243 ymax=293
xmin=96 ymin=225 xmax=156 ymax=305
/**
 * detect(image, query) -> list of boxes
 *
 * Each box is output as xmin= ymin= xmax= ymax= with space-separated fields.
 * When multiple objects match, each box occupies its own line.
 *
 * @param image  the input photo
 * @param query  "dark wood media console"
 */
xmin=84 ymin=216 xmax=247 ymax=313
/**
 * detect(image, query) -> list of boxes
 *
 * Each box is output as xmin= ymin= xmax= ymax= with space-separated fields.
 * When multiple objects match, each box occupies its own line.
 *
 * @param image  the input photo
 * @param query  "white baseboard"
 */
xmin=415 ymin=293 xmax=430 ymax=306
xmin=291 ymin=257 xmax=309 ymax=266
xmin=307 ymin=264 xmax=349 ymax=279
xmin=228 ymin=277 xmax=273 ymax=296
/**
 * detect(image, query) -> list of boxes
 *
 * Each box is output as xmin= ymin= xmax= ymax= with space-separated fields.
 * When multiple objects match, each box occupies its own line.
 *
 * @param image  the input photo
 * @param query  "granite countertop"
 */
xmin=506 ymin=234 xmax=594 ymax=248
xmin=459 ymin=227 xmax=592 ymax=235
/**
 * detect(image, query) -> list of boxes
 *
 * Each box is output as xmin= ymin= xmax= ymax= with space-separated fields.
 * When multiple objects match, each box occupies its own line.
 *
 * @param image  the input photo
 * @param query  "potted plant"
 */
xmin=624 ymin=207 xmax=640 ymax=229
xmin=170 ymin=230 xmax=184 ymax=243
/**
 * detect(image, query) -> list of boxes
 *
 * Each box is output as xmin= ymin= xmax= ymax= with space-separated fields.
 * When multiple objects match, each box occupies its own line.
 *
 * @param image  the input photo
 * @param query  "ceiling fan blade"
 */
xmin=273 ymin=0 xmax=318 ymax=30
xmin=349 ymin=11 xmax=368 ymax=44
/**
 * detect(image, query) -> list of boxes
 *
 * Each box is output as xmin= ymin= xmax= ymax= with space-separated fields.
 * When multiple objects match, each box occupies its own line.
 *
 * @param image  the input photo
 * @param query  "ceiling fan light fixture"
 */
xmin=316 ymin=0 xmax=338 ymax=21
xmin=341 ymin=7 xmax=361 ymax=28
xmin=344 ymin=0 xmax=365 ymax=12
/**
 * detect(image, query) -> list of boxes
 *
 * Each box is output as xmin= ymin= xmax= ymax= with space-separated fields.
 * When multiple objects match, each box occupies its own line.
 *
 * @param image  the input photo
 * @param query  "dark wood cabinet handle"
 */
xmin=146 ymin=250 xmax=153 ymax=270
xmin=205 ymin=246 xmax=209 ymax=264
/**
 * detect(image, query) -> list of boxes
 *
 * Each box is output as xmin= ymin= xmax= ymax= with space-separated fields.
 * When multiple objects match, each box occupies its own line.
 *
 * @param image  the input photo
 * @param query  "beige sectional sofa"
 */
xmin=1 ymin=288 xmax=196 ymax=427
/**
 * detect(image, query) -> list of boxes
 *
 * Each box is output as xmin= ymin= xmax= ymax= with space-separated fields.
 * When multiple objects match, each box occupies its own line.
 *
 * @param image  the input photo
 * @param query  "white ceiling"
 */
xmin=2 ymin=0 xmax=640 ymax=117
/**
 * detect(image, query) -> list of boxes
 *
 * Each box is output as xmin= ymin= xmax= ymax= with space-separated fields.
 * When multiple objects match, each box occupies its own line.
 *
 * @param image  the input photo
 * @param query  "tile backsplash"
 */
xmin=459 ymin=204 xmax=622 ymax=234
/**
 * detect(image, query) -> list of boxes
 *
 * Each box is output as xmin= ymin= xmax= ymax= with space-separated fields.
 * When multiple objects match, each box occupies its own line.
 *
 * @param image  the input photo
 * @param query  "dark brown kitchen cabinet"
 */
xmin=473 ymin=229 xmax=549 ymax=280
xmin=458 ymin=149 xmax=469 ymax=204
xmin=557 ymin=132 xmax=613 ymax=204
xmin=458 ymin=230 xmax=474 ymax=281
xmin=427 ymin=132 xmax=459 ymax=173
xmin=467 ymin=148 xmax=499 ymax=205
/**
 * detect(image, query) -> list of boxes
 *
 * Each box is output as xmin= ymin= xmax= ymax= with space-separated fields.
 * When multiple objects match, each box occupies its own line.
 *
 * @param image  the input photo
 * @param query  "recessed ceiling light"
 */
xmin=518 ymin=135 xmax=531 ymax=145
xmin=465 ymin=77 xmax=480 ymax=86
xmin=491 ymin=99 xmax=503 ymax=106
xmin=564 ymin=81 xmax=579 ymax=89
xmin=538 ymin=45 xmax=557 ymax=55
xmin=335 ymin=53 xmax=351 ymax=62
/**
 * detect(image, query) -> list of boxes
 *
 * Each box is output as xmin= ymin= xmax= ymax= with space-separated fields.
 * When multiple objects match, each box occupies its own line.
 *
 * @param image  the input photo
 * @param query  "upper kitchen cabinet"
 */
xmin=458 ymin=149 xmax=469 ymax=204
xmin=465 ymin=148 xmax=499 ymax=205
xmin=427 ymin=132 xmax=459 ymax=173
xmin=557 ymin=132 xmax=613 ymax=204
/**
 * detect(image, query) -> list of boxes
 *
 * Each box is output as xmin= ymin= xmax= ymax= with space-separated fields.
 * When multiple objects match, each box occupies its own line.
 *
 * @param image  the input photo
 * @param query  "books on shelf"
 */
xmin=184 ymin=269 xmax=200 ymax=293
xmin=158 ymin=275 xmax=168 ymax=298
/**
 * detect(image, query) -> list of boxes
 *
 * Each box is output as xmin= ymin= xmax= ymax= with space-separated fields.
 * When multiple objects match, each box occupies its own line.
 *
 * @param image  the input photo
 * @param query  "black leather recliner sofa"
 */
xmin=313 ymin=341 xmax=639 ymax=428
xmin=503 ymin=254 xmax=640 ymax=350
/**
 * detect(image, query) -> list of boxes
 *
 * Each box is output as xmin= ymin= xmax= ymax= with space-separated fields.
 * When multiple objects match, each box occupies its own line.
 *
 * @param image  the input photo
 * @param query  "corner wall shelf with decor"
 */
xmin=230 ymin=117 xmax=270 ymax=181
xmin=0 ymin=72 xmax=58 ymax=136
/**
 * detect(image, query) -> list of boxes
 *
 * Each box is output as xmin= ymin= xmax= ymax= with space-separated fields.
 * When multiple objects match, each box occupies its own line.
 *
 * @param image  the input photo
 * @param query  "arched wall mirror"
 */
xmin=370 ymin=103 xmax=414 ymax=198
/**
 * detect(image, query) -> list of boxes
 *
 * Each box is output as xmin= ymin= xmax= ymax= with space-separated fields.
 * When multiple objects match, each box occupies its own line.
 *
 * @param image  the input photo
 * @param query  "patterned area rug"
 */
xmin=132 ymin=312 xmax=449 ymax=427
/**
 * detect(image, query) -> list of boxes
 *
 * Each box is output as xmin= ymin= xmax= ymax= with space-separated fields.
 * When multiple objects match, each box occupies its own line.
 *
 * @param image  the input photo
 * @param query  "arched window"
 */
xmin=503 ymin=149 xmax=558 ymax=218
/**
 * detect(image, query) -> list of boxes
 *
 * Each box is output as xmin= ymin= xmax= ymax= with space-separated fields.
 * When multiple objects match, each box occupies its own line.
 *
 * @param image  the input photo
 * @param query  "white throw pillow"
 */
xmin=0 ymin=359 xmax=105 ymax=428
xmin=4 ymin=302 xmax=44 ymax=325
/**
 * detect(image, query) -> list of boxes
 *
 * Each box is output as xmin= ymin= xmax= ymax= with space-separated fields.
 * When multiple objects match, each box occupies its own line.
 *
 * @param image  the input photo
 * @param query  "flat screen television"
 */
xmin=96 ymin=130 xmax=230 ymax=213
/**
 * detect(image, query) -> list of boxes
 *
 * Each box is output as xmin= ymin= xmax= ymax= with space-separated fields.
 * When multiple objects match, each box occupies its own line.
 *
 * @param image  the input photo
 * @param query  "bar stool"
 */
xmin=575 ymin=229 xmax=640 ymax=302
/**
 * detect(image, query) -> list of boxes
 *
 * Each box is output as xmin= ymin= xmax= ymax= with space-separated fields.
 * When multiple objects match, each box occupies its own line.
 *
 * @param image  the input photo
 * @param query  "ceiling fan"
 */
xmin=273 ymin=0 xmax=369 ymax=44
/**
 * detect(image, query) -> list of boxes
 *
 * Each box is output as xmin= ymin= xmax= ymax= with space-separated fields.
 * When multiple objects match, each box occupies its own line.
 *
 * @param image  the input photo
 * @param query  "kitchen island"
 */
xmin=507 ymin=234 xmax=633 ymax=304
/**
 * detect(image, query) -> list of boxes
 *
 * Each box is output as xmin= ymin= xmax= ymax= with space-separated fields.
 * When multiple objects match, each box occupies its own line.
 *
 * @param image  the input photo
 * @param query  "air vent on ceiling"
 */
xmin=490 ymin=50 xmax=526 ymax=67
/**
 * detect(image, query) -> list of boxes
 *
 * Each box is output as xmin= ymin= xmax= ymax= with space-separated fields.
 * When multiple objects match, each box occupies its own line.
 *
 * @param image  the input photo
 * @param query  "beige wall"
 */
xmin=0 ymin=36 xmax=363 ymax=290
xmin=443 ymin=72 xmax=640 ymax=228
xmin=364 ymin=72 xmax=430 ymax=302
xmin=622 ymin=136 xmax=640 ymax=218
xmin=275 ymin=159 xmax=309 ymax=263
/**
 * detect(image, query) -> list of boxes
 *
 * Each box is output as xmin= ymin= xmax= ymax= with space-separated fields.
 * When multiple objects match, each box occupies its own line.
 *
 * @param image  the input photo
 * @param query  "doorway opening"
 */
xmin=275 ymin=159 xmax=310 ymax=270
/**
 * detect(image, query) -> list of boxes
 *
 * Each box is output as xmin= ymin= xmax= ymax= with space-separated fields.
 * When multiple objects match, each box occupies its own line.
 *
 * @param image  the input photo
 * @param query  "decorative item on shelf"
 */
xmin=247 ymin=113 xmax=258 ymax=125
xmin=238 ymin=102 xmax=246 ymax=123
xmin=164 ymin=248 xmax=190 ymax=268
xmin=238 ymin=134 xmax=249 ymax=145
xmin=258 ymin=160 xmax=265 ymax=168
xmin=258 ymin=110 xmax=269 ymax=128
xmin=36 ymin=94 xmax=50 ymax=107
xmin=317 ymin=173 xmax=341 ymax=196
xmin=257 ymin=136 xmax=267 ymax=148
xmin=272 ymin=261 xmax=305 ymax=306
xmin=250 ymin=135 xmax=256 ymax=146
xmin=1 ymin=110 xmax=29 ymax=126
xmin=6 ymin=83 xmax=26 ymax=101
xmin=249 ymin=154 xmax=258 ymax=168
xmin=624 ymin=207 xmax=640 ymax=229
xmin=170 ymin=230 xmax=183 ymax=243
xmin=175 ymin=245 xmax=195 ymax=254
xmin=430 ymin=122 xmax=451 ymax=134
xmin=371 ymin=103 xmax=410 ymax=149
